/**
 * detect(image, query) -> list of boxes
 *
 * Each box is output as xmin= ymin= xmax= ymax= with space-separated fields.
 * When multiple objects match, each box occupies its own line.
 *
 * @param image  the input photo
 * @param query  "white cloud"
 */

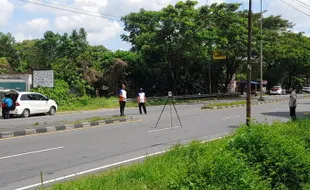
xmin=75 ymin=0 xmax=108 ymax=7
xmin=0 ymin=0 xmax=14 ymax=26
xmin=13 ymin=0 xmax=310 ymax=51
xmin=13 ymin=32 xmax=33 ymax=42
xmin=54 ymin=14 xmax=122 ymax=43
xmin=26 ymin=18 xmax=50 ymax=31
xmin=88 ymin=21 xmax=122 ymax=43
xmin=23 ymin=0 xmax=69 ymax=14
xmin=266 ymin=0 xmax=310 ymax=34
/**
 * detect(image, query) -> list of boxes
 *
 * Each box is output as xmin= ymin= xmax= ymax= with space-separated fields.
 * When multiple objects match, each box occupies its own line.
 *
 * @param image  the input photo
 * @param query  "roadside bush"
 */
xmin=31 ymin=79 xmax=71 ymax=106
xmin=228 ymin=121 xmax=310 ymax=189
xmin=50 ymin=120 xmax=310 ymax=190
xmin=52 ymin=141 xmax=269 ymax=190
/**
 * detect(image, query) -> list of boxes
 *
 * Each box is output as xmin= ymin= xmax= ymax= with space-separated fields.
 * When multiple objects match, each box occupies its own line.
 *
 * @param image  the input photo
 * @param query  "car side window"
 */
xmin=20 ymin=94 xmax=29 ymax=101
xmin=28 ymin=94 xmax=37 ymax=100
xmin=35 ymin=94 xmax=46 ymax=100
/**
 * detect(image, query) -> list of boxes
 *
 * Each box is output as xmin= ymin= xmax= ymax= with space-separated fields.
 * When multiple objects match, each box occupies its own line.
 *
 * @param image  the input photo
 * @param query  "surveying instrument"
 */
xmin=154 ymin=91 xmax=183 ymax=128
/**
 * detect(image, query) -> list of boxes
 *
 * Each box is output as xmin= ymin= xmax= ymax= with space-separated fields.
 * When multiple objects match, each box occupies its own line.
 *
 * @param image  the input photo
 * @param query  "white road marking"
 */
xmin=222 ymin=115 xmax=240 ymax=120
xmin=148 ymin=126 xmax=182 ymax=133
xmin=267 ymin=108 xmax=279 ymax=112
xmin=0 ymin=146 xmax=65 ymax=161
xmin=15 ymin=137 xmax=224 ymax=190
xmin=15 ymin=150 xmax=167 ymax=190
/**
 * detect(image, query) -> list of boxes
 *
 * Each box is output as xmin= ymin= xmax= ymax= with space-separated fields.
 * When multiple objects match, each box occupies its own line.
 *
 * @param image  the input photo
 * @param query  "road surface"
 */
xmin=0 ymin=96 xmax=309 ymax=190
xmin=0 ymin=94 xmax=301 ymax=132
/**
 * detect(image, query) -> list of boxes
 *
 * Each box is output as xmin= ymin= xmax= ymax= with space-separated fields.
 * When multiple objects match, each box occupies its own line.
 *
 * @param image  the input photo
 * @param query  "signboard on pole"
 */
xmin=33 ymin=70 xmax=54 ymax=88
xmin=212 ymin=51 xmax=227 ymax=60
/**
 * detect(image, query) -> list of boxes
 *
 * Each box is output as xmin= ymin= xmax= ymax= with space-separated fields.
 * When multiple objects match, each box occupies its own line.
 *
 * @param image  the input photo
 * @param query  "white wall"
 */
xmin=0 ymin=74 xmax=32 ymax=91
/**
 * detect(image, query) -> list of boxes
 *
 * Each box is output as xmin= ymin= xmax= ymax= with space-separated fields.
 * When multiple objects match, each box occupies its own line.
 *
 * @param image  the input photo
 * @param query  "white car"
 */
xmin=0 ymin=89 xmax=58 ymax=118
xmin=269 ymin=86 xmax=286 ymax=95
xmin=302 ymin=86 xmax=310 ymax=93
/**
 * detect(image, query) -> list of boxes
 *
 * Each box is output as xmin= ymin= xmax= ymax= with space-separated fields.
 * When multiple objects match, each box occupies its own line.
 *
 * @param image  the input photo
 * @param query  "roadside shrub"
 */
xmin=32 ymin=79 xmax=71 ymax=106
xmin=228 ymin=121 xmax=310 ymax=189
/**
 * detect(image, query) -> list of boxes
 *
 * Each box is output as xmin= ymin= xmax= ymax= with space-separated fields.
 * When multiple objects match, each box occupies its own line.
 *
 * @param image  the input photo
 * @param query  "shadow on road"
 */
xmin=228 ymin=125 xmax=240 ymax=129
xmin=261 ymin=111 xmax=310 ymax=118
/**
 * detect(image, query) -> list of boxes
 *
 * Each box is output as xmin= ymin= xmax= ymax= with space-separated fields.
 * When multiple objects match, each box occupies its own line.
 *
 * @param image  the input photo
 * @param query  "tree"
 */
xmin=0 ymin=32 xmax=19 ymax=71
xmin=122 ymin=0 xmax=215 ymax=95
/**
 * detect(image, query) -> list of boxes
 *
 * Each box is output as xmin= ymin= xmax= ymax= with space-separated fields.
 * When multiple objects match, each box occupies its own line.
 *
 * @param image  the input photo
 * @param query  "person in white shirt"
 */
xmin=289 ymin=87 xmax=297 ymax=120
xmin=137 ymin=88 xmax=147 ymax=115
xmin=118 ymin=84 xmax=127 ymax=116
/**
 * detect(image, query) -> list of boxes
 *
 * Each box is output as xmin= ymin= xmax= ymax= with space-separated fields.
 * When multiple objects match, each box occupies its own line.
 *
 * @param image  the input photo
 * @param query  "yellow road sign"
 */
xmin=213 ymin=51 xmax=227 ymax=60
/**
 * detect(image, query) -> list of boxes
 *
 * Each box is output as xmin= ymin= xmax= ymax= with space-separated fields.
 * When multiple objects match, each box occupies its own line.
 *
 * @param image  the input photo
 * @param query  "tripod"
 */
xmin=154 ymin=96 xmax=183 ymax=128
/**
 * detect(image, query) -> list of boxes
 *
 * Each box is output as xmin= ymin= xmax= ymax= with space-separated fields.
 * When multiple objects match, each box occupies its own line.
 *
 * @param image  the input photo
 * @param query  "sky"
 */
xmin=1 ymin=0 xmax=310 ymax=51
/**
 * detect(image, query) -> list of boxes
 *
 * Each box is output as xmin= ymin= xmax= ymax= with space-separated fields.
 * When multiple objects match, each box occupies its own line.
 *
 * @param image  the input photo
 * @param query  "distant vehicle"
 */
xmin=302 ymin=86 xmax=310 ymax=93
xmin=0 ymin=89 xmax=57 ymax=118
xmin=270 ymin=86 xmax=286 ymax=95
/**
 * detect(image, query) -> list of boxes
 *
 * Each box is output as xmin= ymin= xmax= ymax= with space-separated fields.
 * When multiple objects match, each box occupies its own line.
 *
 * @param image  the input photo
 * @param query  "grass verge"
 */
xmin=58 ymin=96 xmax=238 ymax=112
xmin=48 ymin=119 xmax=310 ymax=190
xmin=68 ymin=116 xmax=125 ymax=125
xmin=202 ymin=100 xmax=246 ymax=109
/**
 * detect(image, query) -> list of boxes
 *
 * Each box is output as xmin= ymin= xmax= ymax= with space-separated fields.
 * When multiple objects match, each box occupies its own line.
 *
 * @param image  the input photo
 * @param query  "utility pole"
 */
xmin=259 ymin=0 xmax=264 ymax=101
xmin=246 ymin=0 xmax=253 ymax=126
xmin=209 ymin=59 xmax=212 ymax=94
xmin=206 ymin=0 xmax=212 ymax=94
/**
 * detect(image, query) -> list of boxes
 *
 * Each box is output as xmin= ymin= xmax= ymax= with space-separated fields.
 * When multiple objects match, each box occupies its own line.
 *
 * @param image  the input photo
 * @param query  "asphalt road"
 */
xmin=0 ymin=96 xmax=309 ymax=190
xmin=0 ymin=94 xmax=300 ymax=132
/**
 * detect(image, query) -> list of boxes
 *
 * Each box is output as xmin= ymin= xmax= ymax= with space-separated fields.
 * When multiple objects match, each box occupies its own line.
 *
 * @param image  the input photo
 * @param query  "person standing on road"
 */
xmin=118 ymin=84 xmax=127 ymax=116
xmin=289 ymin=87 xmax=297 ymax=121
xmin=1 ymin=94 xmax=13 ymax=119
xmin=137 ymin=88 xmax=147 ymax=115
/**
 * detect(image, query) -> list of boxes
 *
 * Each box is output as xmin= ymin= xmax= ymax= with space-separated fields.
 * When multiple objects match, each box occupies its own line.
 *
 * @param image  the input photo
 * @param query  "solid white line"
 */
xmin=15 ymin=136 xmax=225 ymax=190
xmin=148 ymin=126 xmax=181 ymax=133
xmin=0 ymin=147 xmax=65 ymax=161
xmin=14 ymin=150 xmax=168 ymax=190
xmin=222 ymin=115 xmax=240 ymax=120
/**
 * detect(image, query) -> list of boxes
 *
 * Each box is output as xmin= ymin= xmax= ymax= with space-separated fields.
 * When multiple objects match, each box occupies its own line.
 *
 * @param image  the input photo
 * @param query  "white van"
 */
xmin=0 ymin=89 xmax=58 ymax=118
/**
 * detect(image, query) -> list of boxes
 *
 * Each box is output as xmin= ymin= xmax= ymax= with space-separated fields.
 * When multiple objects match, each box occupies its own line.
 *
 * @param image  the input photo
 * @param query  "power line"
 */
xmin=145 ymin=0 xmax=166 ymax=6
xmin=16 ymin=0 xmax=121 ymax=21
xmin=292 ymin=0 xmax=310 ymax=11
xmin=34 ymin=0 xmax=121 ymax=20
xmin=294 ymin=0 xmax=310 ymax=9
xmin=280 ymin=0 xmax=310 ymax=17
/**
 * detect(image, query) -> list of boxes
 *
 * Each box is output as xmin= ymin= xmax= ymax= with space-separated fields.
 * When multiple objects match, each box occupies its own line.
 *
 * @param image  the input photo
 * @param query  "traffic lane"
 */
xmin=0 ymin=106 xmax=238 ymax=189
xmin=0 ymin=93 xmax=301 ymax=128
xmin=1 ymin=100 xmax=309 ymax=189
xmin=0 ymin=102 xmax=206 ymax=129
xmin=0 ymin=100 xmax=304 ymax=162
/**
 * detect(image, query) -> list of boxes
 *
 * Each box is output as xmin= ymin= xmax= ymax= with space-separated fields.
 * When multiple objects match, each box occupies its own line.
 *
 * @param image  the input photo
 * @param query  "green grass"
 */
xmin=202 ymin=100 xmax=246 ymax=109
xmin=57 ymin=96 xmax=232 ymax=112
xmin=68 ymin=116 xmax=125 ymax=125
xmin=48 ymin=119 xmax=310 ymax=190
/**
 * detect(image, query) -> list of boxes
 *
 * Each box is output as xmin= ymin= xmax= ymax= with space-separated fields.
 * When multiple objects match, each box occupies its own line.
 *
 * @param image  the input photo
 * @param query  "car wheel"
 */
xmin=22 ymin=109 xmax=30 ymax=118
xmin=48 ymin=106 xmax=56 ymax=116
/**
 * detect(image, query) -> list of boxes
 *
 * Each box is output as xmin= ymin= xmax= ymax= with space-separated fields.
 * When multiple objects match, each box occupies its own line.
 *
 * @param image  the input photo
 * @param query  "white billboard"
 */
xmin=33 ymin=70 xmax=54 ymax=88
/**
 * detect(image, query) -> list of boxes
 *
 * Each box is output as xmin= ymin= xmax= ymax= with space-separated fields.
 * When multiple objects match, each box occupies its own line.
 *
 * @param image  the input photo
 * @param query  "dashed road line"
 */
xmin=0 ymin=146 xmax=65 ymax=161
xmin=222 ymin=115 xmax=240 ymax=120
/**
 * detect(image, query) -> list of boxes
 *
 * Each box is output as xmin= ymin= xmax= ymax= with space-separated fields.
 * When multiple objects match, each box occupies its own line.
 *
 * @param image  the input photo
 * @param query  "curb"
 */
xmin=202 ymin=96 xmax=310 ymax=110
xmin=0 ymin=116 xmax=133 ymax=139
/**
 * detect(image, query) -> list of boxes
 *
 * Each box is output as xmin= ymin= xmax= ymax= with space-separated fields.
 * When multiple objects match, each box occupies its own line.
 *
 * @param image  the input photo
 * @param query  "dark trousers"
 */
xmin=139 ymin=103 xmax=147 ymax=114
xmin=290 ymin=106 xmax=296 ymax=120
xmin=119 ymin=101 xmax=126 ymax=116
xmin=2 ymin=107 xmax=10 ymax=119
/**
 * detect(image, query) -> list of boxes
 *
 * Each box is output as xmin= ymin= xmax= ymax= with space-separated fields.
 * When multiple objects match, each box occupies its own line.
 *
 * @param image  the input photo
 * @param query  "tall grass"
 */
xmin=49 ymin=119 xmax=310 ymax=189
xmin=58 ymin=97 xmax=213 ymax=112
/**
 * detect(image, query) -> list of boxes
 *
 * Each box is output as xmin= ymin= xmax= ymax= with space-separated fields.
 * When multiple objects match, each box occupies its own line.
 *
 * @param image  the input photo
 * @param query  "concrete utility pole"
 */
xmin=259 ymin=0 xmax=264 ymax=101
xmin=246 ymin=0 xmax=253 ymax=126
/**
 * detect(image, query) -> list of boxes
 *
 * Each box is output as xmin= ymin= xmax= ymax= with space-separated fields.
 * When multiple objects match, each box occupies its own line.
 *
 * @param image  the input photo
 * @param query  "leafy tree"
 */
xmin=0 ymin=32 xmax=19 ymax=71
xmin=122 ymin=0 xmax=215 ymax=95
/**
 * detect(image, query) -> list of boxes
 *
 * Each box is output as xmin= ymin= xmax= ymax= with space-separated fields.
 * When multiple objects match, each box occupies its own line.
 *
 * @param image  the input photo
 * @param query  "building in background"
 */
xmin=0 ymin=74 xmax=32 ymax=91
